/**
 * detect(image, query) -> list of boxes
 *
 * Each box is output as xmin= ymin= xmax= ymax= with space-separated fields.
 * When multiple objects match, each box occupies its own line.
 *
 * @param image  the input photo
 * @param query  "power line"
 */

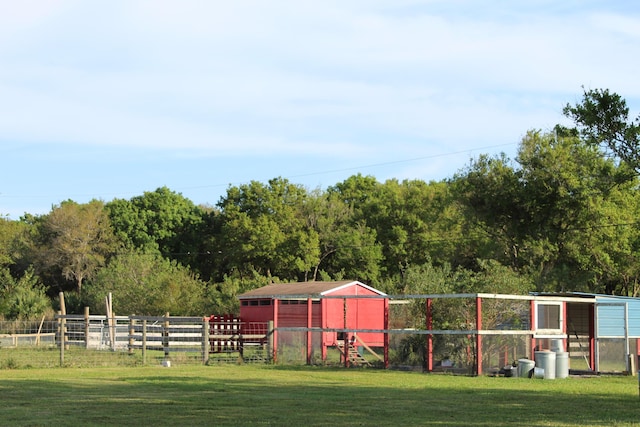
xmin=0 ymin=142 xmax=518 ymax=202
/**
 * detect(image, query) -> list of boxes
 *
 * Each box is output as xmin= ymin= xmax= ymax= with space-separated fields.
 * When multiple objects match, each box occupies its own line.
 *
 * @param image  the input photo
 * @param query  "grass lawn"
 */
xmin=0 ymin=363 xmax=638 ymax=426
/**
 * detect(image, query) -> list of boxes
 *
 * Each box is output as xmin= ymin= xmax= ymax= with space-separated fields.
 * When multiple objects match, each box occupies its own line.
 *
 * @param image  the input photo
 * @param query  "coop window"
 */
xmin=536 ymin=303 xmax=562 ymax=330
xmin=241 ymin=301 xmax=248 ymax=306
xmin=249 ymin=300 xmax=259 ymax=306
xmin=259 ymin=299 xmax=271 ymax=306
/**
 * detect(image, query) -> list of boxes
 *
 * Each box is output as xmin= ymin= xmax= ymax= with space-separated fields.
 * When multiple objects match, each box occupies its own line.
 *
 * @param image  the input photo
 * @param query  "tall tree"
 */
xmin=0 ymin=216 xmax=28 ymax=269
xmin=453 ymin=130 xmax=637 ymax=293
xmin=216 ymin=178 xmax=319 ymax=282
xmin=31 ymin=200 xmax=118 ymax=293
xmin=329 ymin=175 xmax=464 ymax=283
xmin=106 ymin=186 xmax=205 ymax=261
xmin=83 ymin=250 xmax=207 ymax=316
xmin=302 ymin=190 xmax=382 ymax=283
xmin=563 ymin=87 xmax=640 ymax=174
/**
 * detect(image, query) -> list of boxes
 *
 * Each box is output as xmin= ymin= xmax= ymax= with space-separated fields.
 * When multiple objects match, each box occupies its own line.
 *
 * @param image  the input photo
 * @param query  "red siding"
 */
xmin=239 ymin=299 xmax=273 ymax=324
xmin=278 ymin=301 xmax=322 ymax=327
xmin=240 ymin=282 xmax=386 ymax=349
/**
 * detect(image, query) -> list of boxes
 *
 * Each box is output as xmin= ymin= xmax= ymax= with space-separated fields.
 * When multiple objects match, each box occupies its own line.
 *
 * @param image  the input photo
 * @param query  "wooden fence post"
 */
xmin=163 ymin=312 xmax=170 ymax=362
xmin=202 ymin=317 xmax=210 ymax=365
xmin=267 ymin=320 xmax=274 ymax=363
xmin=58 ymin=310 xmax=65 ymax=366
xmin=59 ymin=292 xmax=68 ymax=351
xmin=128 ymin=317 xmax=135 ymax=356
xmin=84 ymin=307 xmax=90 ymax=349
xmin=142 ymin=319 xmax=147 ymax=365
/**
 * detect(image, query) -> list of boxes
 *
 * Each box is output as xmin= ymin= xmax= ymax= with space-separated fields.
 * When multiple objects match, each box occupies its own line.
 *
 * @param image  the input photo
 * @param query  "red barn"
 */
xmin=238 ymin=280 xmax=388 ymax=365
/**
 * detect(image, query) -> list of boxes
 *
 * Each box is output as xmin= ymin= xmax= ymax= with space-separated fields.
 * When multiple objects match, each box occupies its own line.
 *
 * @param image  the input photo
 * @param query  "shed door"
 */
xmin=595 ymin=302 xmax=627 ymax=339
xmin=595 ymin=302 xmax=630 ymax=372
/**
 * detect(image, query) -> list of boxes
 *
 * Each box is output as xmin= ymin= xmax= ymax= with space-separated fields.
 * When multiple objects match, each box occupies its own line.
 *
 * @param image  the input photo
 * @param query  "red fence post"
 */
xmin=384 ymin=297 xmax=389 ymax=369
xmin=307 ymin=298 xmax=312 ymax=365
xmin=272 ymin=299 xmax=279 ymax=363
xmin=425 ymin=298 xmax=433 ymax=372
xmin=476 ymin=296 xmax=482 ymax=376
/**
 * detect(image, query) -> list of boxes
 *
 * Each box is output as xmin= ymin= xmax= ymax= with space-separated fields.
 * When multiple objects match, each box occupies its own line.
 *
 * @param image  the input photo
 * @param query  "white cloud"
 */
xmin=1 ymin=0 xmax=640 ymax=206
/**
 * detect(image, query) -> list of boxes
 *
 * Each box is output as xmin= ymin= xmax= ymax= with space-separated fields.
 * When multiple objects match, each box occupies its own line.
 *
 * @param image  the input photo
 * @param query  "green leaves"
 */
xmin=106 ymin=186 xmax=204 ymax=257
xmin=83 ymin=251 xmax=207 ymax=316
xmin=563 ymin=87 xmax=640 ymax=173
xmin=31 ymin=200 xmax=118 ymax=293
xmin=0 ymin=268 xmax=51 ymax=320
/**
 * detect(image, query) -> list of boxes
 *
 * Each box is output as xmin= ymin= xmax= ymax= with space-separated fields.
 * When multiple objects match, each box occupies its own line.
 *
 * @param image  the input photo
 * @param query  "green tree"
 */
xmin=451 ymin=152 xmax=524 ymax=269
xmin=453 ymin=129 xmax=639 ymax=294
xmin=302 ymin=190 xmax=382 ymax=283
xmin=106 ymin=186 xmax=205 ymax=260
xmin=563 ymin=87 xmax=640 ymax=174
xmin=0 ymin=216 xmax=31 ymax=272
xmin=374 ymin=179 xmax=463 ymax=279
xmin=0 ymin=268 xmax=52 ymax=320
xmin=83 ymin=251 xmax=207 ymax=316
xmin=516 ymin=130 xmax=635 ymax=291
xmin=329 ymin=175 xmax=465 ymax=285
xmin=216 ymin=178 xmax=319 ymax=282
xmin=30 ymin=200 xmax=118 ymax=293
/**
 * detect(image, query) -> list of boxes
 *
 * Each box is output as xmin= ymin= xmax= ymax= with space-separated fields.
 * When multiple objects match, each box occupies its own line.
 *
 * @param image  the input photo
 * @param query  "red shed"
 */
xmin=239 ymin=280 xmax=388 ymax=365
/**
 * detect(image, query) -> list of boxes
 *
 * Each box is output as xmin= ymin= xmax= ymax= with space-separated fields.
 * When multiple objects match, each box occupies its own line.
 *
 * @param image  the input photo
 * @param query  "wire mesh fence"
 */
xmin=0 ymin=293 xmax=636 ymax=374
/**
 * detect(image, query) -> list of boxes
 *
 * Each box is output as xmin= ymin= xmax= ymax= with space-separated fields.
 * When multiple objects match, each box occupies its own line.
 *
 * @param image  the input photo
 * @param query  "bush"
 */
xmin=0 ymin=268 xmax=52 ymax=320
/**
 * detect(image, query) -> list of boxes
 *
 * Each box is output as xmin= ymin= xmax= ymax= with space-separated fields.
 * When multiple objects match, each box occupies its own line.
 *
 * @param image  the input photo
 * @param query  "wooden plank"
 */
xmin=354 ymin=334 xmax=383 ymax=362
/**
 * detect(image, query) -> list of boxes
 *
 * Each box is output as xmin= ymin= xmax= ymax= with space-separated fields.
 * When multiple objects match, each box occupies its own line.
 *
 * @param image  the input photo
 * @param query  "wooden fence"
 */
xmin=53 ymin=313 xmax=271 ymax=366
xmin=129 ymin=315 xmax=210 ymax=365
xmin=55 ymin=313 xmax=211 ymax=365
xmin=208 ymin=314 xmax=269 ymax=357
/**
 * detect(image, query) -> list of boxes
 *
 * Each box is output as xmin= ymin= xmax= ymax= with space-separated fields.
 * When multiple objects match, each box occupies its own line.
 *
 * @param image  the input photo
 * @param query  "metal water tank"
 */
xmin=555 ymin=351 xmax=569 ymax=379
xmin=535 ymin=351 xmax=556 ymax=379
xmin=550 ymin=339 xmax=564 ymax=352
xmin=518 ymin=359 xmax=535 ymax=378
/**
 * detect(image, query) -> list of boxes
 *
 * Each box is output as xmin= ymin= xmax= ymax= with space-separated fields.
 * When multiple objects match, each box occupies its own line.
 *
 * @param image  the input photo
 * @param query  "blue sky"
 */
xmin=2 ymin=1 xmax=640 ymax=219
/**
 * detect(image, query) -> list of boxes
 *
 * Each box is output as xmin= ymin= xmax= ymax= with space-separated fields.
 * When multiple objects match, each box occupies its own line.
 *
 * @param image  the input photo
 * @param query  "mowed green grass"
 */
xmin=0 ymin=364 xmax=638 ymax=427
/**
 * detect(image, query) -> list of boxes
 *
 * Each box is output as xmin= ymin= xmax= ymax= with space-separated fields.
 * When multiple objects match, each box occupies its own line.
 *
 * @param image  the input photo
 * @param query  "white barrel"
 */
xmin=555 ymin=351 xmax=569 ymax=379
xmin=535 ymin=351 xmax=556 ymax=379
xmin=550 ymin=339 xmax=564 ymax=352
xmin=532 ymin=367 xmax=545 ymax=379
xmin=518 ymin=359 xmax=535 ymax=378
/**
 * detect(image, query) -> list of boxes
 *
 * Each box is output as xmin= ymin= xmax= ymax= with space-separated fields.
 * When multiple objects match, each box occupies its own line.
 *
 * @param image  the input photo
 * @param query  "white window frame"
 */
xmin=534 ymin=301 xmax=564 ymax=334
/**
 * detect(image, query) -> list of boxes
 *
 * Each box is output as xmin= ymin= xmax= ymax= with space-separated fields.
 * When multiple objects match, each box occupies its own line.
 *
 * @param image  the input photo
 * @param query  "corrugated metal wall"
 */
xmin=596 ymin=296 xmax=640 ymax=338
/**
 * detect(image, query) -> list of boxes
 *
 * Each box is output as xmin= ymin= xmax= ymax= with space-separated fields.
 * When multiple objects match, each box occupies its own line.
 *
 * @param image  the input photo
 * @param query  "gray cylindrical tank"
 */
xmin=555 ymin=351 xmax=569 ymax=379
xmin=518 ymin=359 xmax=535 ymax=378
xmin=510 ymin=364 xmax=519 ymax=378
xmin=535 ymin=351 xmax=556 ymax=379
xmin=532 ymin=367 xmax=545 ymax=379
xmin=550 ymin=339 xmax=564 ymax=353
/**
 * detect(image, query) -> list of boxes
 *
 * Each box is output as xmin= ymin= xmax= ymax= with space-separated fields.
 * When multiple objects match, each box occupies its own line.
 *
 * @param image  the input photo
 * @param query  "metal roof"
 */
xmin=238 ymin=280 xmax=386 ymax=299
xmin=532 ymin=291 xmax=640 ymax=301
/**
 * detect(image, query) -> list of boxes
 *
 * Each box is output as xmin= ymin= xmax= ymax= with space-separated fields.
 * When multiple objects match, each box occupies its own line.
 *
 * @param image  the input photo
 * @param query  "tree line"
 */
xmin=1 ymin=88 xmax=640 ymax=320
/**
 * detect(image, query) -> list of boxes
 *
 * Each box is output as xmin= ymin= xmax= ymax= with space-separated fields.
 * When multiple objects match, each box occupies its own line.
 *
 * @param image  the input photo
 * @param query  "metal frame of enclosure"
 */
xmin=47 ymin=286 xmax=640 ymax=374
xmin=543 ymin=292 xmax=640 ymax=373
xmin=238 ymin=284 xmax=640 ymax=375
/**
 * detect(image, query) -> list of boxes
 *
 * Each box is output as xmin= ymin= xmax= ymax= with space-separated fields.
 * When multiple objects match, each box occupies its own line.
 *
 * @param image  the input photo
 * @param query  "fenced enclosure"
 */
xmin=0 ymin=318 xmax=57 ymax=348
xmin=207 ymin=315 xmax=269 ymax=363
xmin=2 ymin=292 xmax=637 ymax=374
